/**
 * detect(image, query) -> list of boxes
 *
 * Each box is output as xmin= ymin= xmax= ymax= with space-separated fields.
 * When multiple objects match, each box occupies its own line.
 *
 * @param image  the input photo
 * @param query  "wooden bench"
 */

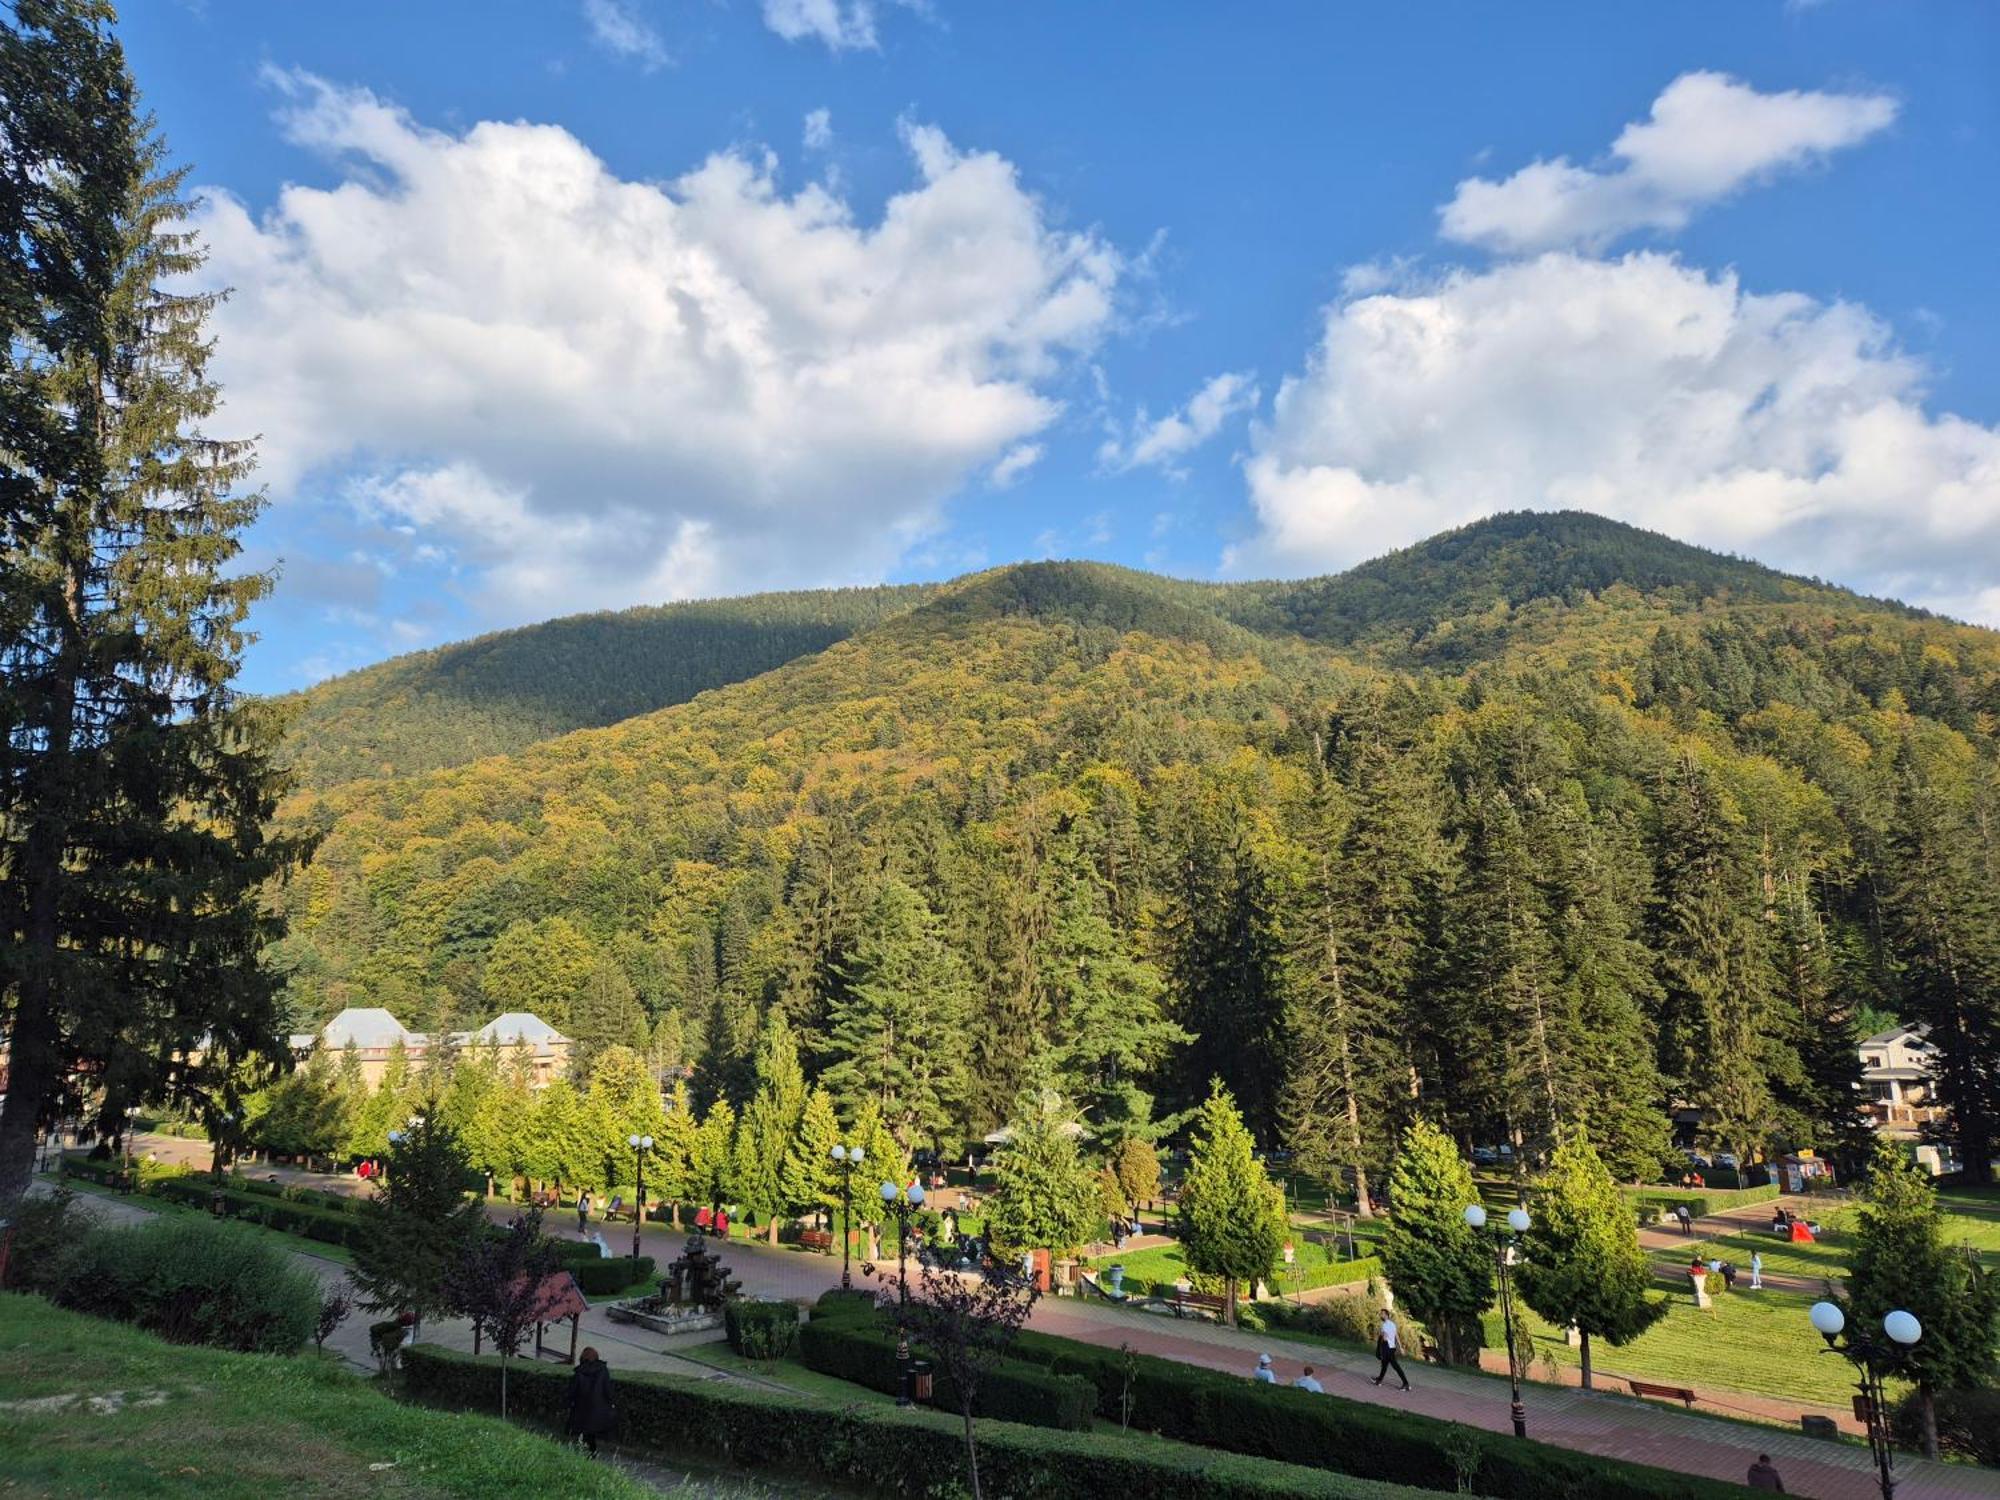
xmin=1628 ymin=1378 xmax=1698 ymax=1409
xmin=1169 ymin=1289 xmax=1229 ymax=1321
xmin=798 ymin=1228 xmax=834 ymax=1253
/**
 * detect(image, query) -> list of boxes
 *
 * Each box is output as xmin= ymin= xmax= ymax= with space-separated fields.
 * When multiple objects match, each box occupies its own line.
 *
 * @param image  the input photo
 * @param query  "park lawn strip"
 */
xmin=1487 ymin=1282 xmax=1887 ymax=1410
xmin=1087 ymin=1238 xmax=1384 ymax=1299
xmin=0 ymin=1293 xmax=648 ymax=1500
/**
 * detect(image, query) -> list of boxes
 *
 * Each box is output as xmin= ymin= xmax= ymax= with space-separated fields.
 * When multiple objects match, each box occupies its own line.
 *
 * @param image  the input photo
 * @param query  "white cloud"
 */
xmin=1229 ymin=252 xmax=2000 ymax=625
xmin=198 ymin=76 xmax=1121 ymax=622
xmin=803 ymin=108 xmax=833 ymax=151
xmin=582 ymin=0 xmax=669 ymax=69
xmin=1099 ymin=370 xmax=1257 ymax=477
xmin=1440 ymin=72 xmax=1897 ymax=253
xmin=762 ymin=0 xmax=879 ymax=51
xmin=988 ymin=442 xmax=1042 ymax=488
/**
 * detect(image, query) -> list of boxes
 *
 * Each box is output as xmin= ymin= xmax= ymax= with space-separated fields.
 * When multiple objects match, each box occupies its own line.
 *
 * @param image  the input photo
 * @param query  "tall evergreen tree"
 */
xmin=1175 ymin=1081 xmax=1286 ymax=1327
xmin=1881 ymin=741 xmax=2000 ymax=1183
xmin=985 ymin=1083 xmax=1102 ymax=1260
xmin=568 ymin=959 xmax=644 ymax=1084
xmin=1516 ymin=1135 xmax=1668 ymax=1388
xmin=733 ymin=1011 xmax=808 ymax=1240
xmin=0 ymin=0 xmax=307 ymax=1204
xmin=780 ymin=1085 xmax=841 ymax=1223
xmin=822 ymin=880 xmax=971 ymax=1148
xmin=1379 ymin=1118 xmax=1492 ymax=1366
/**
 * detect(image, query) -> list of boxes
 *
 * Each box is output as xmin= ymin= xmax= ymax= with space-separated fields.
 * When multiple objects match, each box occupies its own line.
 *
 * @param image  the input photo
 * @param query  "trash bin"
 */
xmin=911 ymin=1359 xmax=934 ymax=1402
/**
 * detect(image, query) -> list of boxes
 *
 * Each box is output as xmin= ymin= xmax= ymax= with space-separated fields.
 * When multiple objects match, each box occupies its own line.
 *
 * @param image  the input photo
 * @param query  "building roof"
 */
xmin=1862 ymin=1022 xmax=1932 ymax=1048
xmin=320 ymin=1007 xmax=420 ymax=1050
xmin=472 ymin=1012 xmax=568 ymax=1048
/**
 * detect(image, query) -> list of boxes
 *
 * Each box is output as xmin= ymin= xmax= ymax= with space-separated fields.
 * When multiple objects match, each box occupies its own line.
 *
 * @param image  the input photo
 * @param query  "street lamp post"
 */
xmin=1464 ymin=1203 xmax=1532 ymax=1439
xmin=627 ymin=1134 xmax=654 ymax=1267
xmin=831 ymin=1144 xmax=865 ymax=1289
xmin=1810 ymin=1301 xmax=1921 ymax=1500
xmin=879 ymin=1178 xmax=927 ymax=1405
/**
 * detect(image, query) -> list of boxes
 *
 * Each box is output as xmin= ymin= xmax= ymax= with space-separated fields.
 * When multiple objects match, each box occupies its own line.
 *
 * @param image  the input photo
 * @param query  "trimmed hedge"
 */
xmin=1000 ymin=1326 xmax=1758 ymax=1500
xmin=232 ymin=1177 xmax=361 ymax=1214
xmin=724 ymin=1298 xmax=800 ymax=1359
xmin=1628 ymin=1185 xmax=1780 ymax=1221
xmin=569 ymin=1257 xmax=655 ymax=1296
xmin=149 ymin=1177 xmax=361 ymax=1249
xmin=800 ymin=1303 xmax=1095 ymax=1432
xmin=403 ymin=1344 xmax=1433 ymax=1499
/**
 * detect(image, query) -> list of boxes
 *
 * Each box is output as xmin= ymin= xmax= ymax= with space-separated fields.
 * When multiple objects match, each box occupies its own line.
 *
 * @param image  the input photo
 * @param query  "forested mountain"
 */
xmin=276 ymin=583 xmax=940 ymax=788
xmin=271 ymin=512 xmax=2000 ymax=1186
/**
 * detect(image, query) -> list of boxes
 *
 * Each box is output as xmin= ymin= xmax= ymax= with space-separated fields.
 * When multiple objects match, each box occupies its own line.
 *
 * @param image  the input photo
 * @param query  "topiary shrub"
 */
xmin=49 ymin=1215 xmax=319 ymax=1354
xmin=799 ymin=1308 xmax=1095 ymax=1431
xmin=568 ymin=1256 xmax=653 ymax=1295
xmin=725 ymin=1298 xmax=800 ymax=1360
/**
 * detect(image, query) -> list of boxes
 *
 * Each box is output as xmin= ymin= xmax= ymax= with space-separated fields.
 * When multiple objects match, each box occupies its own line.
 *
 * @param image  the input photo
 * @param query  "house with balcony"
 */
xmin=1860 ymin=1022 xmax=1957 ymax=1174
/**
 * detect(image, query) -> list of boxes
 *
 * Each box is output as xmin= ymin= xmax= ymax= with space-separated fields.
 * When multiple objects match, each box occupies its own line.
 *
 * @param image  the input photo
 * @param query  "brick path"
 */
xmin=95 ymin=1140 xmax=2000 ymax=1499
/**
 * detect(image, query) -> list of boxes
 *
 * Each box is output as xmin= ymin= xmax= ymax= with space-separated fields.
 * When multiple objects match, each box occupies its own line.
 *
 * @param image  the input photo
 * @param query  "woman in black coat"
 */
xmin=567 ymin=1347 xmax=617 ymax=1456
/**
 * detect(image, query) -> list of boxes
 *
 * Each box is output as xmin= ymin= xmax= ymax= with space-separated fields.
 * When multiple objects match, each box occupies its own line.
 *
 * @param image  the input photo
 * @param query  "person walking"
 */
xmin=1253 ymin=1353 xmax=1277 ymax=1384
xmin=575 ymin=1188 xmax=590 ymax=1236
xmin=1675 ymin=1203 xmax=1693 ymax=1235
xmin=567 ymin=1347 xmax=617 ymax=1457
xmin=1749 ymin=1250 xmax=1764 ymax=1290
xmin=1371 ymin=1315 xmax=1410 ymax=1391
xmin=1746 ymin=1453 xmax=1785 ymax=1491
xmin=1294 ymin=1364 xmax=1325 ymax=1393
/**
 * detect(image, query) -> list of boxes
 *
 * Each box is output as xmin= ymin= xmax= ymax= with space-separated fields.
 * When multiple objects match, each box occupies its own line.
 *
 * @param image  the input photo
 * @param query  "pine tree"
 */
xmin=651 ymin=1079 xmax=699 ymax=1224
xmin=0 ymin=0 xmax=307 ymax=1204
xmin=1042 ymin=843 xmax=1184 ymax=1137
xmin=690 ymin=1098 xmax=736 ymax=1209
xmin=349 ymin=1115 xmax=487 ymax=1331
xmin=1176 ymin=1081 xmax=1286 ymax=1326
xmin=1881 ymin=742 xmax=2000 ymax=1183
xmin=734 ymin=1012 xmax=808 ymax=1240
xmin=823 ymin=881 xmax=971 ymax=1148
xmin=1379 ymin=1118 xmax=1493 ymax=1365
xmin=568 ymin=959 xmax=644 ymax=1083
xmin=1846 ymin=1139 xmax=2000 ymax=1457
xmin=781 ymin=1085 xmax=841 ymax=1222
xmin=1516 ymin=1135 xmax=1668 ymax=1388
xmin=1111 ymin=1137 xmax=1162 ymax=1212
xmin=525 ymin=1078 xmax=589 ymax=1196
xmin=1652 ymin=752 xmax=1781 ymax=1169
xmin=985 ymin=1084 xmax=1103 ymax=1260
xmin=587 ymin=1044 xmax=667 ymax=1194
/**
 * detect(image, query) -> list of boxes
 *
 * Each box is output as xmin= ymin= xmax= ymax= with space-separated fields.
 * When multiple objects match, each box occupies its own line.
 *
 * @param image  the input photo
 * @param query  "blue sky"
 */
xmin=118 ymin=2 xmax=2000 ymax=691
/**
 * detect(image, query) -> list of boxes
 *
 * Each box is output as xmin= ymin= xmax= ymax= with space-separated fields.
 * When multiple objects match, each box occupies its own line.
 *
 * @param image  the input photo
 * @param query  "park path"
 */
xmin=98 ymin=1141 xmax=2000 ymax=1500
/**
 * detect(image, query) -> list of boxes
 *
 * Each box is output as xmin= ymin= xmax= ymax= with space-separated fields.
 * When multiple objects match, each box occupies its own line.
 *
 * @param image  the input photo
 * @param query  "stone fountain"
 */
xmin=606 ymin=1232 xmax=742 ymax=1336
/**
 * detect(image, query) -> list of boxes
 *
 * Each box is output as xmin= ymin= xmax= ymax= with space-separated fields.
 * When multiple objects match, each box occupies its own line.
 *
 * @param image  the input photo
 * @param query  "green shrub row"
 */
xmin=998 ymin=1323 xmax=1756 ymax=1499
xmin=724 ymin=1299 xmax=800 ymax=1359
xmin=232 ymin=1176 xmax=360 ymax=1214
xmin=799 ymin=1303 xmax=1095 ymax=1432
xmin=1627 ymin=1184 xmax=1780 ymax=1220
xmin=568 ymin=1257 xmax=655 ymax=1296
xmin=148 ymin=1176 xmax=361 ymax=1249
xmin=402 ymin=1344 xmax=1432 ymax=1499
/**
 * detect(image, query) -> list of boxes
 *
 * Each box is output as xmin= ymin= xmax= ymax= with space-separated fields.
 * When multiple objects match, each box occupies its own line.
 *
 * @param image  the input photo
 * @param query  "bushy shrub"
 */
xmin=725 ymin=1298 xmax=799 ymax=1359
xmin=49 ymin=1215 xmax=319 ymax=1354
xmin=1255 ymin=1292 xmax=1386 ymax=1346
xmin=568 ymin=1257 xmax=653 ymax=1295
xmin=1003 ymin=1326 xmax=1754 ymax=1499
xmin=1893 ymin=1388 xmax=2000 ymax=1464
xmin=0 ymin=1187 xmax=91 ymax=1293
xmin=800 ymin=1305 xmax=1095 ymax=1431
xmin=404 ymin=1344 xmax=1424 ymax=1499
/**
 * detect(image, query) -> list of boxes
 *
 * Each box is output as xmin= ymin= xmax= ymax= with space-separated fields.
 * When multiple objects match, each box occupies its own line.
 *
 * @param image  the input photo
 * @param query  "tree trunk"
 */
xmin=767 ymin=1217 xmax=779 ymax=1246
xmin=962 ymin=1405 xmax=983 ymax=1500
xmin=1579 ymin=1330 xmax=1593 ymax=1391
xmin=1921 ymin=1384 xmax=1940 ymax=1460
xmin=1225 ymin=1277 xmax=1238 ymax=1327
xmin=501 ymin=1355 xmax=511 ymax=1420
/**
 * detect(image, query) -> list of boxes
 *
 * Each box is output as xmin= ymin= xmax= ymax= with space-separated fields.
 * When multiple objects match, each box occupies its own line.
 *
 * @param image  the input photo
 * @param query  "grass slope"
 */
xmin=0 ymin=1293 xmax=654 ymax=1499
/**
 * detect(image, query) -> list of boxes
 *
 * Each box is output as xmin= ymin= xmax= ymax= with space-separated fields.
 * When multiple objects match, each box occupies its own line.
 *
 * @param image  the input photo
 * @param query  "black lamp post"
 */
xmin=627 ymin=1133 xmax=654 ymax=1267
xmin=1810 ymin=1300 xmax=1921 ymax=1499
xmin=1464 ymin=1203 xmax=1532 ymax=1438
xmin=879 ymin=1178 xmax=927 ymax=1405
xmin=831 ymin=1143 xmax=865 ymax=1289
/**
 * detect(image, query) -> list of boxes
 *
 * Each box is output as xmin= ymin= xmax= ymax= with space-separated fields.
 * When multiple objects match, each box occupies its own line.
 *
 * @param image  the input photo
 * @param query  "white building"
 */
xmin=1860 ymin=1022 xmax=1955 ymax=1175
xmin=290 ymin=1006 xmax=570 ymax=1088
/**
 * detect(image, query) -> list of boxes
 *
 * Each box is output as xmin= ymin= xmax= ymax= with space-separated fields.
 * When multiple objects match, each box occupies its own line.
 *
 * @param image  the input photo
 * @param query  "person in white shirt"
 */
xmin=1372 ymin=1315 xmax=1410 ymax=1390
xmin=1750 ymin=1251 xmax=1764 ymax=1290
xmin=1293 ymin=1364 xmax=1324 ymax=1393
xmin=1253 ymin=1353 xmax=1277 ymax=1383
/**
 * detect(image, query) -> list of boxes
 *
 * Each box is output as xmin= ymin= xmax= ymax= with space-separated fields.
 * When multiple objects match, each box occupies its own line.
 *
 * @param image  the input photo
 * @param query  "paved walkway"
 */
xmin=87 ymin=1141 xmax=2000 ymax=1499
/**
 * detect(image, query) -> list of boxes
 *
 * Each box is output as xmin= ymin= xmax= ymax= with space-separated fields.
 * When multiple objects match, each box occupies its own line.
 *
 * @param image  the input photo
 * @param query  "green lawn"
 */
xmin=1486 ymin=1280 xmax=1886 ymax=1410
xmin=0 ymin=1292 xmax=655 ymax=1499
xmin=1080 ymin=1239 xmax=1383 ymax=1298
